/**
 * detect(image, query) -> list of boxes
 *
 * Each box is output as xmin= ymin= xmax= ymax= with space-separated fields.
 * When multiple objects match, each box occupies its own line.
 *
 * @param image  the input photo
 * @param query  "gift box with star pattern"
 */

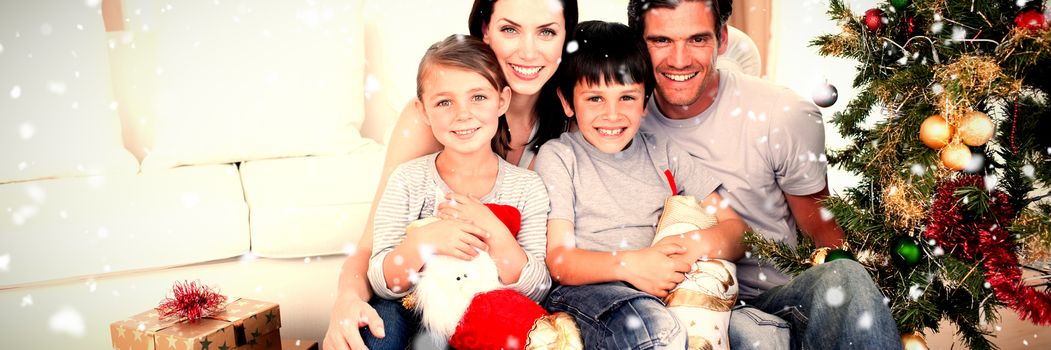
xmin=109 ymin=298 xmax=281 ymax=350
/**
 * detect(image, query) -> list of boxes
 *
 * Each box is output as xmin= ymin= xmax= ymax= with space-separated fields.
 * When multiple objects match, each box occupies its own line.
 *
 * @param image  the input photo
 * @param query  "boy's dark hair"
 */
xmin=627 ymin=0 xmax=733 ymax=44
xmin=558 ymin=20 xmax=654 ymax=110
xmin=468 ymin=0 xmax=578 ymax=154
xmin=416 ymin=34 xmax=512 ymax=157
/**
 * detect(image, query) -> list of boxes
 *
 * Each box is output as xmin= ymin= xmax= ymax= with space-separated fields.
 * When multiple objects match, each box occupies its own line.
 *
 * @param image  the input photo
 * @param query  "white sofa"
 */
xmin=0 ymin=1 xmax=706 ymax=349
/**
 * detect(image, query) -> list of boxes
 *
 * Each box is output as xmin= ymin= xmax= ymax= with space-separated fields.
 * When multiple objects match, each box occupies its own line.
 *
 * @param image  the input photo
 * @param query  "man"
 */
xmin=627 ymin=1 xmax=902 ymax=349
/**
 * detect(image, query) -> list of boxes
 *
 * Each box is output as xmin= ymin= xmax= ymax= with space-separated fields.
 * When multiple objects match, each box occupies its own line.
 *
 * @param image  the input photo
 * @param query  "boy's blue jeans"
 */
xmin=360 ymin=297 xmax=417 ymax=350
xmin=543 ymin=281 xmax=687 ymax=350
xmin=728 ymin=260 xmax=903 ymax=350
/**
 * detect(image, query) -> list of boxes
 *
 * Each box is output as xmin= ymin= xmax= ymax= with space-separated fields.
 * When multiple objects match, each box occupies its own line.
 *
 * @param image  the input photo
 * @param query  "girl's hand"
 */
xmin=436 ymin=193 xmax=512 ymax=242
xmin=618 ymin=243 xmax=691 ymax=298
xmin=405 ymin=217 xmax=489 ymax=261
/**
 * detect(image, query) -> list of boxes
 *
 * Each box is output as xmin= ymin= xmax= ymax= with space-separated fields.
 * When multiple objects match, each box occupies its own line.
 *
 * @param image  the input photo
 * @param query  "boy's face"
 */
xmin=417 ymin=65 xmax=511 ymax=156
xmin=564 ymin=79 xmax=646 ymax=154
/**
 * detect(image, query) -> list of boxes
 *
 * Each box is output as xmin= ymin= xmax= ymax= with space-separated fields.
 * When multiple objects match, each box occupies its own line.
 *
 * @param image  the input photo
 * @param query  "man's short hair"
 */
xmin=627 ymin=0 xmax=733 ymax=43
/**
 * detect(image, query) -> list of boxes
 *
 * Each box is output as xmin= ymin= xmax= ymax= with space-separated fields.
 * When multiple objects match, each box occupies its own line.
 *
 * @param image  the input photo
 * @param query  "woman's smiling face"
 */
xmin=482 ymin=0 xmax=566 ymax=97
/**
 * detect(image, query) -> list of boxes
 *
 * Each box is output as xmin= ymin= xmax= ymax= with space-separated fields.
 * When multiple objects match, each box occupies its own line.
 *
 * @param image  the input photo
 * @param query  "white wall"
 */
xmin=768 ymin=0 xmax=879 ymax=194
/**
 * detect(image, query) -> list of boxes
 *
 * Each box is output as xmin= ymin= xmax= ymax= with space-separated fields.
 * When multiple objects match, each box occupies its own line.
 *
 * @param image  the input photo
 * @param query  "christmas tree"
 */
xmin=745 ymin=0 xmax=1051 ymax=349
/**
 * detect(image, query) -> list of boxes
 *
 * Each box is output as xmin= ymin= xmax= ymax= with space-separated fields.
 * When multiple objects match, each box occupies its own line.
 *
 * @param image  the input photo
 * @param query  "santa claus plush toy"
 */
xmin=407 ymin=204 xmax=580 ymax=350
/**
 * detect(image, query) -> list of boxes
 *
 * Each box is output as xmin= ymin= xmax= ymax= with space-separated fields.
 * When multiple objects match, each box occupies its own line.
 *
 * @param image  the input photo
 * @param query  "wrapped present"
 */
xmin=232 ymin=330 xmax=318 ymax=350
xmin=110 ymin=298 xmax=281 ymax=350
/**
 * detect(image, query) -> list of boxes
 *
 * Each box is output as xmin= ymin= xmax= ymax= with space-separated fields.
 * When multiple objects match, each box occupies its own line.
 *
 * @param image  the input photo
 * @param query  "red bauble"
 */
xmin=864 ymin=8 xmax=887 ymax=32
xmin=451 ymin=289 xmax=549 ymax=350
xmin=1015 ymin=9 xmax=1049 ymax=31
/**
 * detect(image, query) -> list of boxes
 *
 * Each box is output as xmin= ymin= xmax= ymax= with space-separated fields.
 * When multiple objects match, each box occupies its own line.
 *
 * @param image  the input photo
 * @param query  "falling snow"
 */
xmin=965 ymin=154 xmax=984 ymax=172
xmin=0 ymin=253 xmax=9 ymax=271
xmin=10 ymin=85 xmax=21 ymax=99
xmin=625 ymin=315 xmax=643 ymax=330
xmin=1022 ymin=164 xmax=1035 ymax=179
xmin=19 ymin=122 xmax=35 ymax=140
xmin=566 ymin=40 xmax=578 ymax=53
xmin=856 ymin=311 xmax=873 ymax=329
xmin=910 ymin=163 xmax=925 ymax=176
xmin=825 ymin=286 xmax=845 ymax=307
xmin=49 ymin=306 xmax=86 ymax=337
xmin=908 ymin=284 xmax=924 ymax=300
xmin=21 ymin=294 xmax=33 ymax=307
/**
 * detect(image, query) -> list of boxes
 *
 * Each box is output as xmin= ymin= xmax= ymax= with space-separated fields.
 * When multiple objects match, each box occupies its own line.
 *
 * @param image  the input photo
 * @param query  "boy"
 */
xmin=535 ymin=21 xmax=747 ymax=349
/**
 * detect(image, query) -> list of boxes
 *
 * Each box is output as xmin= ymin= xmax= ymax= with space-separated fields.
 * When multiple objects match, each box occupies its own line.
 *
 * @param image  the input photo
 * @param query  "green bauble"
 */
xmin=826 ymin=249 xmax=855 ymax=262
xmin=890 ymin=0 xmax=910 ymax=10
xmin=892 ymin=237 xmax=921 ymax=267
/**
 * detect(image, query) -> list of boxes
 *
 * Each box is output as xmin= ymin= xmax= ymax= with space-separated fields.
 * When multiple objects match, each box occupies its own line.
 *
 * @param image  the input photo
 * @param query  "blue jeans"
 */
xmin=360 ymin=297 xmax=417 ymax=350
xmin=728 ymin=260 xmax=902 ymax=350
xmin=543 ymin=282 xmax=687 ymax=350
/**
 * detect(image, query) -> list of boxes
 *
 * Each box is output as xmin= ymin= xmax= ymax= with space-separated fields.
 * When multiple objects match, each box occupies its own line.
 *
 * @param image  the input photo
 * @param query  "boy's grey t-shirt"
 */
xmin=640 ymin=70 xmax=827 ymax=299
xmin=535 ymin=131 xmax=721 ymax=252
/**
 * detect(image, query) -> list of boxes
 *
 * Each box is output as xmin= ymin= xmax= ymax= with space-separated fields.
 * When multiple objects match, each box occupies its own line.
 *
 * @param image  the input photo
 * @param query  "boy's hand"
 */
xmin=436 ymin=193 xmax=512 ymax=242
xmin=618 ymin=243 xmax=691 ymax=298
xmin=404 ymin=217 xmax=489 ymax=261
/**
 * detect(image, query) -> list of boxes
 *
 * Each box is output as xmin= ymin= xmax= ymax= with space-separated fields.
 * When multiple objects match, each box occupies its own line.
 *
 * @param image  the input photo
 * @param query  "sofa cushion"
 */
xmin=120 ymin=0 xmax=368 ymax=170
xmin=239 ymin=142 xmax=384 ymax=257
xmin=0 ymin=165 xmax=249 ymax=287
xmin=0 ymin=0 xmax=138 ymax=184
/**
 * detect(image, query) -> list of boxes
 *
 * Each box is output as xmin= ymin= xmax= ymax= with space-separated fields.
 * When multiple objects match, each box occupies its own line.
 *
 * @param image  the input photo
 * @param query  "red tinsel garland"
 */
xmin=924 ymin=176 xmax=1051 ymax=325
xmin=156 ymin=280 xmax=228 ymax=321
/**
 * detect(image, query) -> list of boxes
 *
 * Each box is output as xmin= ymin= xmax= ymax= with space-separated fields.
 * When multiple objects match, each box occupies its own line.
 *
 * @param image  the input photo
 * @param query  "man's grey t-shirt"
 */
xmin=535 ymin=131 xmax=720 ymax=252
xmin=641 ymin=70 xmax=828 ymax=299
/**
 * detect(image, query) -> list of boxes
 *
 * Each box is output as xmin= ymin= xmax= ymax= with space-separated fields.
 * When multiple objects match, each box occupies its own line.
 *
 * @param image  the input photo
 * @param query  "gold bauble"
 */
xmin=919 ymin=115 xmax=955 ymax=149
xmin=959 ymin=111 xmax=995 ymax=146
xmin=941 ymin=143 xmax=972 ymax=171
xmin=810 ymin=247 xmax=831 ymax=265
xmin=901 ymin=331 xmax=930 ymax=350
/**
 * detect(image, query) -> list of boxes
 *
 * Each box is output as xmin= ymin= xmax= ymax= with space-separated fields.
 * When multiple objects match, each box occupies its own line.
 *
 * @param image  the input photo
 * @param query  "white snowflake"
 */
xmin=910 ymin=163 xmax=925 ymax=176
xmin=10 ymin=85 xmax=21 ymax=99
xmin=47 ymin=81 xmax=67 ymax=95
xmin=21 ymin=294 xmax=32 ymax=307
xmin=84 ymin=0 xmax=101 ymax=8
xmin=342 ymin=243 xmax=357 ymax=256
xmin=819 ymin=207 xmax=834 ymax=222
xmin=983 ymin=174 xmax=998 ymax=192
xmin=930 ymin=83 xmax=943 ymax=95
xmin=418 ymin=244 xmax=436 ymax=262
xmin=758 ymin=271 xmax=767 ymax=281
xmin=565 ymin=40 xmax=578 ymax=53
xmin=951 ymin=26 xmax=967 ymax=42
xmin=0 ymin=253 xmax=9 ymax=271
xmin=304 ymin=256 xmax=312 ymax=264
xmin=625 ymin=315 xmax=643 ymax=330
xmin=856 ymin=311 xmax=873 ymax=329
xmin=825 ymin=286 xmax=845 ymax=307
xmin=965 ymin=154 xmax=984 ymax=172
xmin=240 ymin=252 xmax=258 ymax=263
xmin=364 ymin=74 xmax=380 ymax=100
xmin=908 ymin=284 xmax=924 ymax=300
xmin=1022 ymin=164 xmax=1035 ymax=179
xmin=18 ymin=122 xmax=34 ymax=138
xmin=181 ymin=192 xmax=200 ymax=208
xmin=393 ymin=254 xmax=404 ymax=266
xmin=49 ymin=306 xmax=86 ymax=337
xmin=97 ymin=227 xmax=109 ymax=239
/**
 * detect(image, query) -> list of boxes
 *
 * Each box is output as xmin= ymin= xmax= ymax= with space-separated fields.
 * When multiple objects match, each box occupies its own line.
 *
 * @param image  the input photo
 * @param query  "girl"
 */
xmin=363 ymin=35 xmax=551 ymax=349
xmin=325 ymin=1 xmax=577 ymax=349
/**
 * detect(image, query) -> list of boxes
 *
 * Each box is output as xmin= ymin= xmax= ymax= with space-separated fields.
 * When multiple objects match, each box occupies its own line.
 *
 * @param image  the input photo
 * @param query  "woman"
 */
xmin=323 ymin=1 xmax=578 ymax=349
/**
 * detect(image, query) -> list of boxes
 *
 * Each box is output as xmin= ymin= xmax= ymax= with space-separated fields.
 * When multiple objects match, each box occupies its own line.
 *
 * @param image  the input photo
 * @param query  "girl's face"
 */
xmin=482 ymin=0 xmax=566 ymax=97
xmin=417 ymin=65 xmax=511 ymax=156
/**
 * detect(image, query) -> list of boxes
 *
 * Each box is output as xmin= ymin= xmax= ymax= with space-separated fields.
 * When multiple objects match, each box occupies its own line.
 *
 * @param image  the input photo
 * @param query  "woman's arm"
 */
xmin=324 ymin=102 xmax=442 ymax=350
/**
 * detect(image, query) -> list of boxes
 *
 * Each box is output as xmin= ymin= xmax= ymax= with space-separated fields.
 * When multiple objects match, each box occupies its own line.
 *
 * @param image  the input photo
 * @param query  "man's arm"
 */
xmin=784 ymin=183 xmax=845 ymax=248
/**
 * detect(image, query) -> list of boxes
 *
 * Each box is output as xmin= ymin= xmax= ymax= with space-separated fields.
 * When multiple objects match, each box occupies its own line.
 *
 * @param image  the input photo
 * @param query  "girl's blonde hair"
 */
xmin=417 ymin=35 xmax=511 ymax=157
